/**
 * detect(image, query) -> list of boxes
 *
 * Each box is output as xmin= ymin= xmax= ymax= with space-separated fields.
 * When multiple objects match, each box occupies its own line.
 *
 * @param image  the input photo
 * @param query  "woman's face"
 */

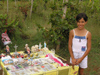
xmin=77 ymin=18 xmax=87 ymax=30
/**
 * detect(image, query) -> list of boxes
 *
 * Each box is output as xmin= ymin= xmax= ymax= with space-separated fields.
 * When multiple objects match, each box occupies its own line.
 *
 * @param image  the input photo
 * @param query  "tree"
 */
xmin=30 ymin=0 xmax=33 ymax=18
xmin=7 ymin=0 xmax=8 ymax=14
xmin=37 ymin=1 xmax=79 ymax=50
xmin=0 ymin=14 xmax=19 ymax=49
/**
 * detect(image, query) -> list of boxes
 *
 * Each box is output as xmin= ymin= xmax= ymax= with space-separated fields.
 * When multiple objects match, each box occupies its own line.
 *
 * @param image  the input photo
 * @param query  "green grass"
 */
xmin=0 ymin=0 xmax=100 ymax=75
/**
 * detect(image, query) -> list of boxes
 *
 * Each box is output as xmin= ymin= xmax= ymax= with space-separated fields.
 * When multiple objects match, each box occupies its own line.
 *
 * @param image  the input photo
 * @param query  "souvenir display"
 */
xmin=0 ymin=44 xmax=79 ymax=75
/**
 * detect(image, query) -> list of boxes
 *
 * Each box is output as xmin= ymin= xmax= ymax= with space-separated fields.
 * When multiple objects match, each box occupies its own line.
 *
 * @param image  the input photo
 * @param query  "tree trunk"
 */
xmin=63 ymin=0 xmax=64 ymax=3
xmin=15 ymin=0 xmax=16 ymax=6
xmin=79 ymin=0 xmax=83 ymax=3
xmin=56 ymin=0 xmax=68 ymax=50
xmin=56 ymin=40 xmax=60 ymax=50
xmin=79 ymin=0 xmax=82 ymax=2
xmin=92 ymin=0 xmax=94 ymax=9
xmin=0 ymin=32 xmax=4 ymax=49
xmin=62 ymin=0 xmax=68 ymax=19
xmin=3 ymin=0 xmax=4 ymax=3
xmin=56 ymin=44 xmax=60 ymax=50
xmin=30 ymin=0 xmax=33 ymax=19
xmin=7 ymin=0 xmax=8 ymax=14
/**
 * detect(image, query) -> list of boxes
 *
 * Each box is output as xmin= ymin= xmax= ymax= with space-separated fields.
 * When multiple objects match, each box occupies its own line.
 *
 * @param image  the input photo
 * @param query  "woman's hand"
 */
xmin=72 ymin=58 xmax=77 ymax=65
xmin=76 ymin=58 xmax=82 ymax=65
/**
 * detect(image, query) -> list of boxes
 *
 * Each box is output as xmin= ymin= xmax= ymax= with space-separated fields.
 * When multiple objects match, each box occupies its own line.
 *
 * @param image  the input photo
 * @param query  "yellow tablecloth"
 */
xmin=0 ymin=51 xmax=79 ymax=75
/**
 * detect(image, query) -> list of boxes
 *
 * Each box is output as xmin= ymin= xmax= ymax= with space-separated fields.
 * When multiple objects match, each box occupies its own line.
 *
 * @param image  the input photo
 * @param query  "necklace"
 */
xmin=79 ymin=39 xmax=81 ymax=42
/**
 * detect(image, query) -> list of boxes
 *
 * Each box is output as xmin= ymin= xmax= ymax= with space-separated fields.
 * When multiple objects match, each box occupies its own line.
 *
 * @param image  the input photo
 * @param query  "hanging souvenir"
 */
xmin=1 ymin=32 xmax=12 ymax=45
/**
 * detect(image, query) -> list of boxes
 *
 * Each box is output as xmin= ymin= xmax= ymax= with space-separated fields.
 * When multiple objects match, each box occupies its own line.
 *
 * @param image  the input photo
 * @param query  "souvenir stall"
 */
xmin=0 ymin=43 xmax=79 ymax=75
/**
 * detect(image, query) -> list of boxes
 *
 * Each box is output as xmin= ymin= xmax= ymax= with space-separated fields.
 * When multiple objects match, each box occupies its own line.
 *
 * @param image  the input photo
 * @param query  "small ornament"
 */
xmin=44 ymin=41 xmax=46 ymax=48
xmin=14 ymin=44 xmax=18 ymax=57
xmin=79 ymin=39 xmax=81 ymax=42
xmin=25 ymin=44 xmax=28 ymax=50
xmin=39 ymin=42 xmax=42 ymax=50
xmin=5 ymin=45 xmax=10 ymax=56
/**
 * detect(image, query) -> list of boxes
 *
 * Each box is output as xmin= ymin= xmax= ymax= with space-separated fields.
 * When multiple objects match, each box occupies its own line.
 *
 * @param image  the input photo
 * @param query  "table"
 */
xmin=0 ymin=50 xmax=79 ymax=75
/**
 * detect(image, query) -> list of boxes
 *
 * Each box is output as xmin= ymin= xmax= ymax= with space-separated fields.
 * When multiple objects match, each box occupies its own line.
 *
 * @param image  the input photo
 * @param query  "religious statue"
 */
xmin=24 ymin=44 xmax=28 ymax=53
xmin=14 ymin=44 xmax=18 ymax=58
xmin=25 ymin=46 xmax=31 ymax=57
xmin=5 ymin=45 xmax=10 ymax=56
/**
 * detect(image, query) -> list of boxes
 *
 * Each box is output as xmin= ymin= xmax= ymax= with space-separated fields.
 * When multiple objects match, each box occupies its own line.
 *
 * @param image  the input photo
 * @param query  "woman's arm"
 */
xmin=68 ymin=30 xmax=77 ymax=65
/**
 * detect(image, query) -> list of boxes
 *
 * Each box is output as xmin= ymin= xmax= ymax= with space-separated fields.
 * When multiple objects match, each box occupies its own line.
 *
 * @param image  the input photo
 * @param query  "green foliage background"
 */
xmin=0 ymin=0 xmax=100 ymax=74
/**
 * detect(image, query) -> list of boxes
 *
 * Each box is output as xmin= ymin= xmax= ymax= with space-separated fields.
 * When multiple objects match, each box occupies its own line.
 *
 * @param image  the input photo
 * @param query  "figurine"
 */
xmin=25 ymin=44 xmax=28 ymax=50
xmin=25 ymin=47 xmax=31 ymax=57
xmin=44 ymin=41 xmax=46 ymax=48
xmin=27 ymin=47 xmax=31 ymax=54
xmin=24 ymin=44 xmax=29 ymax=53
xmin=31 ymin=46 xmax=36 ymax=53
xmin=39 ymin=42 xmax=42 ymax=51
xmin=5 ymin=45 xmax=10 ymax=56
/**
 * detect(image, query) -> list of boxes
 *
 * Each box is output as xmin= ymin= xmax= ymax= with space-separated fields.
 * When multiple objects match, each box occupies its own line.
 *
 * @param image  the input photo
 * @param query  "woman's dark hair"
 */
xmin=76 ymin=13 xmax=88 ymax=22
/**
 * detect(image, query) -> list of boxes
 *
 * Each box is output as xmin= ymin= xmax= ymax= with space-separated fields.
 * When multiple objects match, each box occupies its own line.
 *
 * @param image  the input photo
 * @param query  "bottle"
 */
xmin=44 ymin=41 xmax=46 ymax=48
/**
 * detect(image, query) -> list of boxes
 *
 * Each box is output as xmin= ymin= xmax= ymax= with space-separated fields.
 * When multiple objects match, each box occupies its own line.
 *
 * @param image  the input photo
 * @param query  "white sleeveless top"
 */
xmin=72 ymin=29 xmax=88 ymax=53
